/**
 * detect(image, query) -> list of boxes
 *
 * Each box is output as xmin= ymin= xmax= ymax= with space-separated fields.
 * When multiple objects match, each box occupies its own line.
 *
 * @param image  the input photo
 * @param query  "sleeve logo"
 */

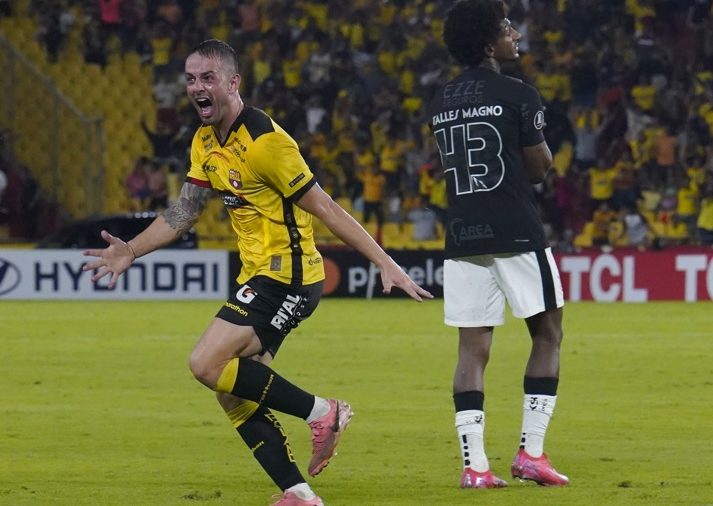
xmin=533 ymin=110 xmax=545 ymax=130
xmin=289 ymin=173 xmax=306 ymax=187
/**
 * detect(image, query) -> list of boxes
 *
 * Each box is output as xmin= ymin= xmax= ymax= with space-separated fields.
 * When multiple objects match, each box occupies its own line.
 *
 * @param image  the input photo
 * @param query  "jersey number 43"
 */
xmin=434 ymin=122 xmax=505 ymax=194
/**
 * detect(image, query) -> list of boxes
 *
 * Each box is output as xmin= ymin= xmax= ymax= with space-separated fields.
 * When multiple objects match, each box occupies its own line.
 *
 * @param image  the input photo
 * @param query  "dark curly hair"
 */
xmin=444 ymin=0 xmax=507 ymax=67
xmin=190 ymin=39 xmax=240 ymax=74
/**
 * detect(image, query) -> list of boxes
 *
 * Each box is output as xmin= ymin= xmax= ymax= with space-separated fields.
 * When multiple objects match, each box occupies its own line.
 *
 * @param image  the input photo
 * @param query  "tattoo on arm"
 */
xmin=163 ymin=183 xmax=213 ymax=232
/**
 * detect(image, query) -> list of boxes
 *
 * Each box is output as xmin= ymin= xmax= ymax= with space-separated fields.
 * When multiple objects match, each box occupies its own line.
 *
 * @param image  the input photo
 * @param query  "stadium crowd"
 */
xmin=1 ymin=0 xmax=713 ymax=249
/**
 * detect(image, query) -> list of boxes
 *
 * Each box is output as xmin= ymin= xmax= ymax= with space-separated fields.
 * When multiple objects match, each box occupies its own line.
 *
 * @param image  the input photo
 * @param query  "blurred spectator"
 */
xmin=357 ymin=164 xmax=386 ymax=232
xmin=623 ymin=207 xmax=651 ymax=251
xmin=236 ymin=0 xmax=261 ymax=42
xmin=697 ymin=187 xmax=713 ymax=245
xmin=82 ymin=15 xmax=107 ymax=67
xmin=1 ymin=161 xmax=40 ymax=239
xmin=630 ymin=74 xmax=656 ymax=114
xmin=125 ymin=156 xmax=151 ymax=209
xmin=407 ymin=196 xmax=438 ymax=241
xmin=652 ymin=124 xmax=681 ymax=184
xmin=305 ymin=39 xmax=333 ymax=94
xmin=305 ymin=94 xmax=327 ymax=135
xmin=676 ymin=175 xmax=700 ymax=239
xmin=570 ymin=44 xmax=598 ymax=108
xmin=35 ymin=4 xmax=70 ymax=62
xmin=119 ymin=0 xmax=147 ymax=54
xmin=149 ymin=21 xmax=176 ymax=79
xmin=591 ymin=202 xmax=616 ymax=247
xmin=140 ymin=116 xmax=179 ymax=168
xmin=379 ymin=131 xmax=405 ymax=195
xmin=589 ymin=158 xmax=617 ymax=211
xmin=153 ymin=74 xmax=182 ymax=128
xmin=611 ymin=153 xmax=639 ymax=211
xmin=147 ymin=161 xmax=169 ymax=211
xmin=572 ymin=109 xmax=600 ymax=172
xmin=98 ymin=0 xmax=122 ymax=40
xmin=155 ymin=0 xmax=184 ymax=39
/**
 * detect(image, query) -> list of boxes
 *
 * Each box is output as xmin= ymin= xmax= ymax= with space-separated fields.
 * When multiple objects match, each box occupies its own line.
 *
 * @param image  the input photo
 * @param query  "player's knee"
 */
xmin=546 ymin=322 xmax=564 ymax=345
xmin=534 ymin=327 xmax=563 ymax=348
xmin=188 ymin=352 xmax=218 ymax=388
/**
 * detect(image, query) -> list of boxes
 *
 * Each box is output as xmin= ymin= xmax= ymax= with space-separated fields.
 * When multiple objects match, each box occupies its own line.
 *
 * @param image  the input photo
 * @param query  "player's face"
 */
xmin=493 ymin=18 xmax=521 ymax=61
xmin=184 ymin=53 xmax=240 ymax=127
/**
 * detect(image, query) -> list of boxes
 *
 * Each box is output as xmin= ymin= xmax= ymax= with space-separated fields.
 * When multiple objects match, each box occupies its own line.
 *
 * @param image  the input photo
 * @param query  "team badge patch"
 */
xmin=229 ymin=169 xmax=243 ymax=189
xmin=533 ymin=110 xmax=545 ymax=130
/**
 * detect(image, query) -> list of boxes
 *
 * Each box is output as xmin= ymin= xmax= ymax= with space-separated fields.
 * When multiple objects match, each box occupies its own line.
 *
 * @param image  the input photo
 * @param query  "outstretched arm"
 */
xmin=82 ymin=182 xmax=213 ymax=287
xmin=296 ymin=183 xmax=433 ymax=302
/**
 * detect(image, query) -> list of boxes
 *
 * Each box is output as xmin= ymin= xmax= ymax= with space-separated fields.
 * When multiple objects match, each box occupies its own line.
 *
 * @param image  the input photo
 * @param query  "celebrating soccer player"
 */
xmin=84 ymin=39 xmax=432 ymax=506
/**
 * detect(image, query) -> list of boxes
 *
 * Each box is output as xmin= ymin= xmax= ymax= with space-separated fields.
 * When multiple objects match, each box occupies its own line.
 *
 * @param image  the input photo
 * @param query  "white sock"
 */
xmin=520 ymin=394 xmax=557 ymax=457
xmin=285 ymin=483 xmax=316 ymax=500
xmin=305 ymin=396 xmax=330 ymax=423
xmin=455 ymin=410 xmax=489 ymax=472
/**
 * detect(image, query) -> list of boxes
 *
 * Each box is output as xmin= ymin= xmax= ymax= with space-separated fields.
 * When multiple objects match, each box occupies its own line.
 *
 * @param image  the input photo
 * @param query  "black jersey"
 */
xmin=429 ymin=66 xmax=548 ymax=258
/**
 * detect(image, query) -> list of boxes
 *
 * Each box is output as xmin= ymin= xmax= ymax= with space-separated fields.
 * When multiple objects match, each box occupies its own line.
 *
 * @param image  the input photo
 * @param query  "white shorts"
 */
xmin=444 ymin=248 xmax=564 ymax=327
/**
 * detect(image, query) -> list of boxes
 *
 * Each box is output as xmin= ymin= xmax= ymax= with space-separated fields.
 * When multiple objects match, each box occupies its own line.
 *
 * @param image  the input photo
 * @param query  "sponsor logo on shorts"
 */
xmin=236 ymin=284 xmax=257 ymax=303
xmin=271 ymin=294 xmax=302 ymax=330
xmin=225 ymin=302 xmax=249 ymax=316
xmin=307 ymin=256 xmax=322 ymax=266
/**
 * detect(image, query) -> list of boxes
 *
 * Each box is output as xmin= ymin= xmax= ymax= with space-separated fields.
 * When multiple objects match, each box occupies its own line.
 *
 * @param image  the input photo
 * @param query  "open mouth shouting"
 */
xmin=195 ymin=96 xmax=214 ymax=119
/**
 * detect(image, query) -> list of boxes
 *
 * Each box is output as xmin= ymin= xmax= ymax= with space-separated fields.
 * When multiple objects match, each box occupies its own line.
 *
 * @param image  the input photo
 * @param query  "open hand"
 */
xmin=379 ymin=258 xmax=434 ymax=302
xmin=82 ymin=230 xmax=135 ymax=288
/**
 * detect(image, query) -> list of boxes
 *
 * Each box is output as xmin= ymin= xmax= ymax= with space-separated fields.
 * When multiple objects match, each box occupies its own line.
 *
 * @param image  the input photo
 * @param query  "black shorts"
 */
xmin=216 ymin=275 xmax=323 ymax=357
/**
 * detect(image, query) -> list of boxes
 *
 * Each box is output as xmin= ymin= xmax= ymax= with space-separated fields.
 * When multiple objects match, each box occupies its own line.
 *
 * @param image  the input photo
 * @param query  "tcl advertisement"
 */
xmin=558 ymin=249 xmax=713 ymax=302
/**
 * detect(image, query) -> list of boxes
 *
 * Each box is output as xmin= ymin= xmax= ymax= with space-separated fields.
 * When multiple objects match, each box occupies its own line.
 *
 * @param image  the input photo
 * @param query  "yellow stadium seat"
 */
xmin=382 ymin=222 xmax=404 ymax=249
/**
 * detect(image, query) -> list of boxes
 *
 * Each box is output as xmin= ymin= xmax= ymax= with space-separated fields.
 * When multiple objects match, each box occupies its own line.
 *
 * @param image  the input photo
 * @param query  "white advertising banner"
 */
xmin=0 ymin=249 xmax=229 ymax=300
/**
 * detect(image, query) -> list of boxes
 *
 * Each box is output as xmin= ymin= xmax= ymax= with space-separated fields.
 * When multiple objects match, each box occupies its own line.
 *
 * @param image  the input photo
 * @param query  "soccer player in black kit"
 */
xmin=428 ymin=0 xmax=569 ymax=488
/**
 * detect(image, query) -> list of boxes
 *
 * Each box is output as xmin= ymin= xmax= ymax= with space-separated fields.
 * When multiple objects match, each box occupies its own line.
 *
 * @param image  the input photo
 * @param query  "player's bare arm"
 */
xmin=83 ymin=182 xmax=214 ymax=287
xmin=296 ymin=183 xmax=433 ymax=302
xmin=522 ymin=141 xmax=552 ymax=183
xmin=163 ymin=182 xmax=214 ymax=233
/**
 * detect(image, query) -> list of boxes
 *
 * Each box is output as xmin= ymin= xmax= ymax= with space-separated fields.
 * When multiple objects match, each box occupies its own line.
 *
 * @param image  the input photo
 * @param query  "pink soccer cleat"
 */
xmin=460 ymin=468 xmax=508 ymax=489
xmin=270 ymin=491 xmax=324 ymax=506
xmin=511 ymin=448 xmax=569 ymax=486
xmin=307 ymin=399 xmax=353 ymax=477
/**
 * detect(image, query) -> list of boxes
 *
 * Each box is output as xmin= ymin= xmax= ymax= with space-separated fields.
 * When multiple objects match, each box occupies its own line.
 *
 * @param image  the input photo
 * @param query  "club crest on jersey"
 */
xmin=534 ymin=110 xmax=545 ymax=130
xmin=229 ymin=169 xmax=242 ymax=189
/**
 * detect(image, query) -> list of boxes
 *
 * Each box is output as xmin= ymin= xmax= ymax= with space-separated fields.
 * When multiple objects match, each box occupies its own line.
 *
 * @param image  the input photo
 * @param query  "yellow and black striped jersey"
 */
xmin=186 ymin=106 xmax=325 ymax=286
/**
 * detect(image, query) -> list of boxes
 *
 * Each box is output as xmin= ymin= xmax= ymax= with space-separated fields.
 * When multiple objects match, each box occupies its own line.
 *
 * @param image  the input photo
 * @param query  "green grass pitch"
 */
xmin=2 ymin=299 xmax=712 ymax=505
